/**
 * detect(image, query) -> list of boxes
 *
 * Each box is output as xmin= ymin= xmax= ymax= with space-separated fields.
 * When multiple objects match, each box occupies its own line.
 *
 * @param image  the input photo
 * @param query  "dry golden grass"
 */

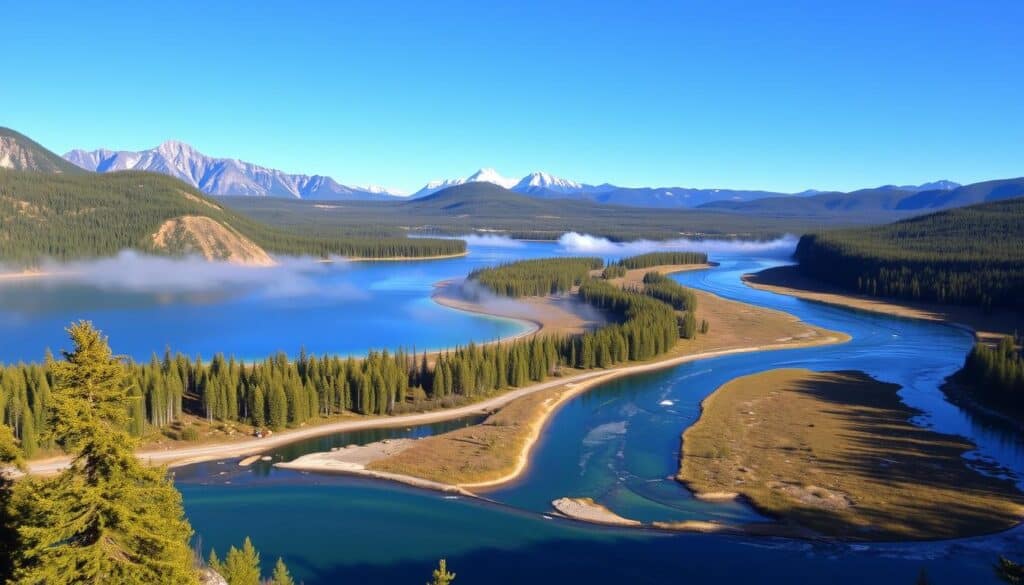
xmin=679 ymin=368 xmax=1024 ymax=540
xmin=367 ymin=378 xmax=557 ymax=483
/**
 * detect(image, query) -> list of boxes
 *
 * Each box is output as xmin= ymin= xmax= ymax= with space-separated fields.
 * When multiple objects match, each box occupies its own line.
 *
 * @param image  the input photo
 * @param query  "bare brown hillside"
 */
xmin=151 ymin=215 xmax=275 ymax=266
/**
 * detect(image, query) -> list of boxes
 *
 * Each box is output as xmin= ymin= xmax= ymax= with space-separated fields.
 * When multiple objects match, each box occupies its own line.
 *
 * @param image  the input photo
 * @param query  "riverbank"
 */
xmin=432 ymin=278 xmax=606 ymax=337
xmin=279 ymin=287 xmax=849 ymax=497
xmin=678 ymin=368 xmax=1024 ymax=540
xmin=744 ymin=265 xmax=1024 ymax=343
xmin=0 ymin=269 xmax=60 ymax=280
xmin=342 ymin=251 xmax=469 ymax=262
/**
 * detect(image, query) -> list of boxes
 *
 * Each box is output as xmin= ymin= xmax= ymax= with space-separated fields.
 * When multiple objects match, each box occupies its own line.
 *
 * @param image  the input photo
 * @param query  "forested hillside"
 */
xmin=794 ymin=197 xmax=1024 ymax=309
xmin=0 ymin=169 xmax=464 ymax=264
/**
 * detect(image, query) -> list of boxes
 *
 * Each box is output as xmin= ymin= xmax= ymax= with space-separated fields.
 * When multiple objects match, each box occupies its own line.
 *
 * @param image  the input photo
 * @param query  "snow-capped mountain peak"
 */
xmin=465 ymin=167 xmax=518 ymax=189
xmin=413 ymin=168 xmax=521 ymax=197
xmin=514 ymin=171 xmax=583 ymax=194
xmin=64 ymin=141 xmax=405 ymax=201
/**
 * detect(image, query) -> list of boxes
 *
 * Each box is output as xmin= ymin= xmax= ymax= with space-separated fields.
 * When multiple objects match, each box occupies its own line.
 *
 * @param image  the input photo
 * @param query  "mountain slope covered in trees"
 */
xmin=794 ymin=197 xmax=1024 ymax=309
xmin=0 ymin=169 xmax=465 ymax=265
xmin=0 ymin=128 xmax=464 ymax=264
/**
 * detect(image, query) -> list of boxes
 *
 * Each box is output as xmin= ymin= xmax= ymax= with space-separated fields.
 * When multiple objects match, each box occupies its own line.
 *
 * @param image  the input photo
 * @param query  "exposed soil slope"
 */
xmin=151 ymin=215 xmax=275 ymax=266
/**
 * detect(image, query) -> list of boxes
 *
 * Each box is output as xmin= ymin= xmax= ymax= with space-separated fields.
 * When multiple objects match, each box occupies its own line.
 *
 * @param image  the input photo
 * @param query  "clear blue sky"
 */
xmin=3 ymin=0 xmax=1022 ymax=193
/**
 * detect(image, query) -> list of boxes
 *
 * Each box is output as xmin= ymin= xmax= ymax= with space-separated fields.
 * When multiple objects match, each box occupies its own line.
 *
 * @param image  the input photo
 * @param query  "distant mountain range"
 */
xmin=64 ymin=141 xmax=404 ymax=200
xmin=411 ymin=169 xmax=961 ymax=208
xmin=57 ymin=138 xmax=963 ymax=209
xmin=699 ymin=178 xmax=1024 ymax=216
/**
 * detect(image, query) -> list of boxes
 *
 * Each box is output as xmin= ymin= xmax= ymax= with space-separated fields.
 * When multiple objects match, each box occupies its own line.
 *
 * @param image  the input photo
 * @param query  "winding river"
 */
xmin=7 ymin=239 xmax=1024 ymax=583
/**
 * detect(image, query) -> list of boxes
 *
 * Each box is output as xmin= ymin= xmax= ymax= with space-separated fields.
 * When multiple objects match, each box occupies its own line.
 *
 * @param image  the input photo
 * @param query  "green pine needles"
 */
xmin=9 ymin=322 xmax=198 ymax=585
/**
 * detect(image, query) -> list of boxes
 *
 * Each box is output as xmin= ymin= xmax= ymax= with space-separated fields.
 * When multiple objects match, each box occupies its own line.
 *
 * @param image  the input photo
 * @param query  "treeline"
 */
xmin=640 ymin=272 xmax=698 ymax=311
xmin=958 ymin=336 xmax=1024 ymax=413
xmin=616 ymin=251 xmax=708 ymax=269
xmin=794 ymin=198 xmax=1024 ymax=310
xmin=468 ymin=257 xmax=603 ymax=297
xmin=573 ymin=280 xmax=683 ymax=366
xmin=0 ymin=348 xmax=421 ymax=455
xmin=0 ymin=169 xmax=465 ymax=264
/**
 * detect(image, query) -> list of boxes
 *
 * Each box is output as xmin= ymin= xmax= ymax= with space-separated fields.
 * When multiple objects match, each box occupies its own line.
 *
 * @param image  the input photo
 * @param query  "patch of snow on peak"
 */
xmin=466 ymin=167 xmax=518 ymax=189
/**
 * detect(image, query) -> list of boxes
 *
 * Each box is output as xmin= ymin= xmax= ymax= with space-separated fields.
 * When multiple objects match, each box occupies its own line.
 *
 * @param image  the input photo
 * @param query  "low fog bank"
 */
xmin=458 ymin=234 xmax=526 ymax=248
xmin=454 ymin=278 xmax=607 ymax=327
xmin=556 ymin=232 xmax=800 ymax=258
xmin=2 ymin=251 xmax=367 ymax=299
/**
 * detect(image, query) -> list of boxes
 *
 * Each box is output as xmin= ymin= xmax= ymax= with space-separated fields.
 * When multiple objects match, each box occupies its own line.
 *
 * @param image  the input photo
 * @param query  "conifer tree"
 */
xmin=10 ymin=322 xmax=198 ymax=585
xmin=0 ymin=424 xmax=25 ymax=582
xmin=269 ymin=557 xmax=295 ymax=585
xmin=428 ymin=558 xmax=456 ymax=585
xmin=213 ymin=537 xmax=262 ymax=585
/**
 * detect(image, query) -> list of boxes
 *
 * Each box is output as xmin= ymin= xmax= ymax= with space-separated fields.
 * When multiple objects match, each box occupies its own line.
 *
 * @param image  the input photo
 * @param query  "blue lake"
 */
xmin=0 ymin=241 xmax=578 ymax=362
xmin=6 ymin=239 xmax=1024 ymax=584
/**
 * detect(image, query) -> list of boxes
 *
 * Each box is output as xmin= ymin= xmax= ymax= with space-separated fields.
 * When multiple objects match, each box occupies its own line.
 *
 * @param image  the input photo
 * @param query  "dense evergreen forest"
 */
xmin=795 ymin=197 xmax=1024 ymax=309
xmin=639 ymin=272 xmax=698 ymax=311
xmin=468 ymin=257 xmax=603 ymax=297
xmin=616 ymin=251 xmax=708 ymax=269
xmin=957 ymin=336 xmax=1024 ymax=414
xmin=0 ymin=169 xmax=464 ymax=264
xmin=0 ymin=257 xmax=704 ymax=458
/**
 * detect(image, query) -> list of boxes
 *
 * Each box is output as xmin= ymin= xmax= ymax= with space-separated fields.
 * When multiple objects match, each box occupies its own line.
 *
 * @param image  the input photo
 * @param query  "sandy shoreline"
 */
xmin=341 ymin=251 xmax=469 ymax=262
xmin=743 ymin=265 xmax=1024 ymax=343
xmin=0 ymin=269 xmax=60 ymax=281
xmin=551 ymin=498 xmax=641 ymax=526
xmin=432 ymin=278 xmax=609 ymax=338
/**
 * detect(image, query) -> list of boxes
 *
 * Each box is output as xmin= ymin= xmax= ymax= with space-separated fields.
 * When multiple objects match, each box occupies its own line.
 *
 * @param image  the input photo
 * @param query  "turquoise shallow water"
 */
xmin=7 ymin=240 xmax=1024 ymax=583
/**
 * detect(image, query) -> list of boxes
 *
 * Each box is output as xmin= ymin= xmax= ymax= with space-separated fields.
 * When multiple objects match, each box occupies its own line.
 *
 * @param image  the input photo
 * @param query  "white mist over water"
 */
xmin=458 ymin=234 xmax=526 ymax=248
xmin=556 ymin=232 xmax=800 ymax=258
xmin=5 ymin=251 xmax=367 ymax=299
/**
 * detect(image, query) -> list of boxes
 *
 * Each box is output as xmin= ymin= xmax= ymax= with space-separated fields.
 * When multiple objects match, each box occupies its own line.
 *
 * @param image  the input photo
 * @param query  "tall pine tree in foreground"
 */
xmin=0 ymin=425 xmax=24 ymax=582
xmin=10 ymin=321 xmax=198 ymax=585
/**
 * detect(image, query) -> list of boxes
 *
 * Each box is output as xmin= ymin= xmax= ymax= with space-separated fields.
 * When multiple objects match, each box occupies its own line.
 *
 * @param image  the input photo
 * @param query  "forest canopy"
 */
xmin=794 ymin=197 xmax=1024 ymax=309
xmin=468 ymin=257 xmax=604 ymax=297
